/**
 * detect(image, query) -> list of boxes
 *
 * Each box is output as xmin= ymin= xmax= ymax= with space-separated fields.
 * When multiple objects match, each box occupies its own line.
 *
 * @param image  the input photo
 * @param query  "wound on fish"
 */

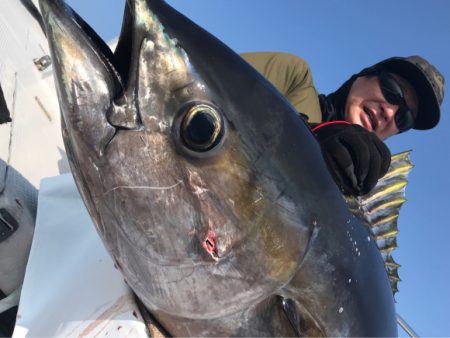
xmin=202 ymin=229 xmax=219 ymax=260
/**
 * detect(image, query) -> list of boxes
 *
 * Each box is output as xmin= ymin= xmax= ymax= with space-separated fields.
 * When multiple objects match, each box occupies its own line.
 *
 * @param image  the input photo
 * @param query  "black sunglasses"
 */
xmin=378 ymin=71 xmax=416 ymax=133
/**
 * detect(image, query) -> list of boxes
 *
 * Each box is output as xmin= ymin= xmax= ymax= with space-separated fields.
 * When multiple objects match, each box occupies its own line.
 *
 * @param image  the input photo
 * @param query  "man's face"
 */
xmin=344 ymin=73 xmax=419 ymax=139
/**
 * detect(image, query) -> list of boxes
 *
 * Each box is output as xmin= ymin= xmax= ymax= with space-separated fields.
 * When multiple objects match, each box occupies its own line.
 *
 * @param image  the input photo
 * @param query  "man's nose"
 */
xmin=380 ymin=102 xmax=398 ymax=122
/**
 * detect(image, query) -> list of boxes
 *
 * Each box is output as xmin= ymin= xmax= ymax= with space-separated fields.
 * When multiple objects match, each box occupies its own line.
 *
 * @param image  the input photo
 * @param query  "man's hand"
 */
xmin=312 ymin=122 xmax=391 ymax=196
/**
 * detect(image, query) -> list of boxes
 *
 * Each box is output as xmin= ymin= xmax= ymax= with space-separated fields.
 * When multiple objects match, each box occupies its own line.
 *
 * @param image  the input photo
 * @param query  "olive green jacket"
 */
xmin=240 ymin=52 xmax=322 ymax=124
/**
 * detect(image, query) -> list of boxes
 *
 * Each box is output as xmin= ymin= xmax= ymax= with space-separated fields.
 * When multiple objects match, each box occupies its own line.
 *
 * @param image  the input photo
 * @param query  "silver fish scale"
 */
xmin=344 ymin=151 xmax=413 ymax=295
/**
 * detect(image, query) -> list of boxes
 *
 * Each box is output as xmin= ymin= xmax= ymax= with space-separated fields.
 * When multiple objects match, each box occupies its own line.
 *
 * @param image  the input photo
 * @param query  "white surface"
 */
xmin=13 ymin=174 xmax=149 ymax=337
xmin=0 ymin=0 xmax=69 ymax=188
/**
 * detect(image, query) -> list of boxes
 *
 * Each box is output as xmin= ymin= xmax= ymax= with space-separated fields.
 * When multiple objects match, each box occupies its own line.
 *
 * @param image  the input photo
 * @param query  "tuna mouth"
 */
xmin=363 ymin=107 xmax=377 ymax=131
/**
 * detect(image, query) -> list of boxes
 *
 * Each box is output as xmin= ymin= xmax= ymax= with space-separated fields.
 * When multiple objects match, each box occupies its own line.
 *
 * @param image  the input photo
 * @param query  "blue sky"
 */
xmin=66 ymin=1 xmax=450 ymax=336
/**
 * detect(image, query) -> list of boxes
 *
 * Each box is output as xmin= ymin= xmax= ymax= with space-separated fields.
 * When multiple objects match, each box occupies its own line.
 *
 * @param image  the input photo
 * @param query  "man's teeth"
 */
xmin=364 ymin=108 xmax=375 ymax=130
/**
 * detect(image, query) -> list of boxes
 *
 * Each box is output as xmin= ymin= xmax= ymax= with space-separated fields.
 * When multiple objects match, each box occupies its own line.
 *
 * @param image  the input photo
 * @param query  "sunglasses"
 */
xmin=378 ymin=71 xmax=416 ymax=133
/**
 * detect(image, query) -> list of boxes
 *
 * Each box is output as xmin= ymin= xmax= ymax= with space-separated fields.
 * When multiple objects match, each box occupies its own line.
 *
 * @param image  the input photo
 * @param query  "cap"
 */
xmin=374 ymin=56 xmax=445 ymax=130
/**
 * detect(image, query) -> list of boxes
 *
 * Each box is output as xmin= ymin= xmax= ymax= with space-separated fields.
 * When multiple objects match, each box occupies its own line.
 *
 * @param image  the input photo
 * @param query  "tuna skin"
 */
xmin=39 ymin=0 xmax=397 ymax=336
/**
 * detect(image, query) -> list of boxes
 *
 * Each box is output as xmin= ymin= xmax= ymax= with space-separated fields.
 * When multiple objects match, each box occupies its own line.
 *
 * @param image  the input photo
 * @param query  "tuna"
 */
xmin=39 ymin=0 xmax=397 ymax=336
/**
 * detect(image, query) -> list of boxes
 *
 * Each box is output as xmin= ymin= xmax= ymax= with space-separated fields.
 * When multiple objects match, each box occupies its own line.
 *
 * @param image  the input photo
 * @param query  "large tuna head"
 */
xmin=39 ymin=0 xmax=397 ymax=336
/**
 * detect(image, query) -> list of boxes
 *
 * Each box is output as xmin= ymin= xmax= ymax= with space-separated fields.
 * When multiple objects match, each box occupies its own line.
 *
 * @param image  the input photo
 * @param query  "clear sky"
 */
xmin=66 ymin=1 xmax=450 ymax=336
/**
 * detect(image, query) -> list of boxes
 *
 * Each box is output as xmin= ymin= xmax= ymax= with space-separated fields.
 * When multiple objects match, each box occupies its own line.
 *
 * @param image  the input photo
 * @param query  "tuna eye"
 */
xmin=181 ymin=104 xmax=224 ymax=151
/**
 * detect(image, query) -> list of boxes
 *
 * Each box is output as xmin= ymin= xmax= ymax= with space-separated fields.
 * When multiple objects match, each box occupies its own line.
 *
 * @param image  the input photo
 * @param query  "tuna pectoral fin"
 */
xmin=281 ymin=297 xmax=324 ymax=337
xmin=39 ymin=0 xmax=121 ymax=157
xmin=142 ymin=295 xmax=303 ymax=337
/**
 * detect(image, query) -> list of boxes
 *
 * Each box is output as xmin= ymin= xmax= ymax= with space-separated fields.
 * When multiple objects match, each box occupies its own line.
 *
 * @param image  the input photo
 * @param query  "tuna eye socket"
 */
xmin=181 ymin=104 xmax=224 ymax=152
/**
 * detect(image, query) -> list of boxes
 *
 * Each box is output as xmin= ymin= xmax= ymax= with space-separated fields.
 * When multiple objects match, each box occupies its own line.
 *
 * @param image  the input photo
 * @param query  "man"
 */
xmin=241 ymin=52 xmax=445 ymax=196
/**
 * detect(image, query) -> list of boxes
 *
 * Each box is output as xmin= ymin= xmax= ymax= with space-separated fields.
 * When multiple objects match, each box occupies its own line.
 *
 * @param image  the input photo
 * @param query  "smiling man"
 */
xmin=241 ymin=52 xmax=445 ymax=196
xmin=344 ymin=71 xmax=419 ymax=139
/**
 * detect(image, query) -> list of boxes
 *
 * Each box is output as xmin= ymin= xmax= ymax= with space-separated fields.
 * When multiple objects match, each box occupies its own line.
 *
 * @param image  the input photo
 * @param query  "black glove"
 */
xmin=312 ymin=122 xmax=391 ymax=196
